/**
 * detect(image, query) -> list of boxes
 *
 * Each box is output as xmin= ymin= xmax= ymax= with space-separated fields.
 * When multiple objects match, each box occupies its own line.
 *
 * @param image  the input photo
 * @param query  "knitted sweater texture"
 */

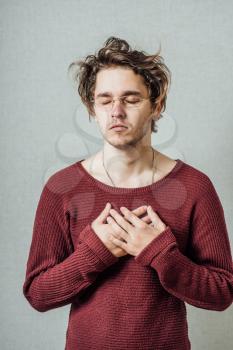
xmin=23 ymin=159 xmax=233 ymax=350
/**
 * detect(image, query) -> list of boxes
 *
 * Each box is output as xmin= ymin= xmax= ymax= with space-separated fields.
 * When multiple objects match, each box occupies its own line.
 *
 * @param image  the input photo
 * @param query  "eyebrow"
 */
xmin=95 ymin=90 xmax=143 ymax=98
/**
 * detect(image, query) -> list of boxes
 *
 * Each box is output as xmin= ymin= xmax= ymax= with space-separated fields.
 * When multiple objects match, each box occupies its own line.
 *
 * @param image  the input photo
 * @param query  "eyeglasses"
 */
xmin=91 ymin=95 xmax=151 ymax=111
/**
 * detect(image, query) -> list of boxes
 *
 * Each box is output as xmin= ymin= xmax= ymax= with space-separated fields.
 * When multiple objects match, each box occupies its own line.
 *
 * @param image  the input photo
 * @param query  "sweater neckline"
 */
xmin=75 ymin=158 xmax=184 ymax=194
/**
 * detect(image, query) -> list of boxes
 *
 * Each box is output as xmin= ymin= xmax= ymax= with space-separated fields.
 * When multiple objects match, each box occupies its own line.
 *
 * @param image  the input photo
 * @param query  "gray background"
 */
xmin=1 ymin=0 xmax=233 ymax=349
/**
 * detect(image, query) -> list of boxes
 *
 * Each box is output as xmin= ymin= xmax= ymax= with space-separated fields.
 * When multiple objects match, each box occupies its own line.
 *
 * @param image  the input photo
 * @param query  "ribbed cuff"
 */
xmin=79 ymin=223 xmax=119 ymax=267
xmin=134 ymin=226 xmax=177 ymax=267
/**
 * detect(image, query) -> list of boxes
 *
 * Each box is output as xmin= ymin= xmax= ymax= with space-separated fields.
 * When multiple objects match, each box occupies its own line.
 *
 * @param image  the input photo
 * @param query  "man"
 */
xmin=23 ymin=37 xmax=233 ymax=350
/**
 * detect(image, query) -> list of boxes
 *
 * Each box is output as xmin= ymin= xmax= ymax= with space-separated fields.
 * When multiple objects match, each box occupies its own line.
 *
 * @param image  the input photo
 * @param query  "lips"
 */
xmin=110 ymin=124 xmax=127 ymax=129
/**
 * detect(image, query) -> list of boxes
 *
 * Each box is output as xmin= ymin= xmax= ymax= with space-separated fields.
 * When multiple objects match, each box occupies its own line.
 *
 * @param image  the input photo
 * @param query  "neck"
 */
xmin=101 ymin=142 xmax=157 ymax=184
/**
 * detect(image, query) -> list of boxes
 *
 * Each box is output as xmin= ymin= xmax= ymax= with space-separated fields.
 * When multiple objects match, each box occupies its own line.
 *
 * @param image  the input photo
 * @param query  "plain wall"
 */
xmin=1 ymin=0 xmax=233 ymax=349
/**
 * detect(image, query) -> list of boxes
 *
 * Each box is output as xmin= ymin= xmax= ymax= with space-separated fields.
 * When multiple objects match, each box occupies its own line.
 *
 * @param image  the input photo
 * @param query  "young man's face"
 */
xmin=92 ymin=66 xmax=156 ymax=149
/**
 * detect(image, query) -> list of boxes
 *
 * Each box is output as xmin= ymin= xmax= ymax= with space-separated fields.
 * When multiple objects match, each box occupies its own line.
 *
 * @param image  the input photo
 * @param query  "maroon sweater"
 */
xmin=23 ymin=158 xmax=233 ymax=350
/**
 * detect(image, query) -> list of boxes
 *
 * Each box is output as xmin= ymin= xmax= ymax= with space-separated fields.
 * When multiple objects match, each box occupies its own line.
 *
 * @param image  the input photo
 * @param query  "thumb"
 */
xmin=97 ymin=202 xmax=111 ymax=223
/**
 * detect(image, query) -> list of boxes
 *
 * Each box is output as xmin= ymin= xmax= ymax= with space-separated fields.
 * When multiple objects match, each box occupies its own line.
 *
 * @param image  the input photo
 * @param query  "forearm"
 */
xmin=23 ymin=224 xmax=118 ymax=312
xmin=135 ymin=227 xmax=233 ymax=311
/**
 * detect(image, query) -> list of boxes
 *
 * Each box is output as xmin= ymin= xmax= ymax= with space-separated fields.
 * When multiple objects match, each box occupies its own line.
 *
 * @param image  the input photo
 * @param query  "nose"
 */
xmin=111 ymin=100 xmax=126 ymax=119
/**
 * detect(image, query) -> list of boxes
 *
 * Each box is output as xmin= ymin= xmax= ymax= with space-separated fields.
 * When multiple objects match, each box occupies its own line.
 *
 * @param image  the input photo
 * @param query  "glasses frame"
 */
xmin=91 ymin=95 xmax=151 ymax=111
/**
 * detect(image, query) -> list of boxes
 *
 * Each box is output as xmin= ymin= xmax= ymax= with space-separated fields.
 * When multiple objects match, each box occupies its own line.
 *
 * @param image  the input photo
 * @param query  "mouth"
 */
xmin=110 ymin=125 xmax=128 ymax=130
xmin=110 ymin=126 xmax=128 ymax=132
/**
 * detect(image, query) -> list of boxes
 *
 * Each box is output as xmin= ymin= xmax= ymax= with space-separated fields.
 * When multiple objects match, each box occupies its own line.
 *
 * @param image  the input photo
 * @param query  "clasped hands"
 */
xmin=106 ymin=204 xmax=168 ymax=257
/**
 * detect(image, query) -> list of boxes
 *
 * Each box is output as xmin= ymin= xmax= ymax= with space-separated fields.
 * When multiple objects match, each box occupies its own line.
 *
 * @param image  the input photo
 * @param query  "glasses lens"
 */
xmin=124 ymin=97 xmax=142 ymax=108
xmin=94 ymin=96 xmax=146 ymax=110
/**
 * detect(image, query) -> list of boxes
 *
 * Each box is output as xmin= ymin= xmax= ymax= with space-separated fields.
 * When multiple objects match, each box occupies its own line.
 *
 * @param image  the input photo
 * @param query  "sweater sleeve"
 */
xmin=22 ymin=184 xmax=118 ymax=312
xmin=134 ymin=178 xmax=233 ymax=311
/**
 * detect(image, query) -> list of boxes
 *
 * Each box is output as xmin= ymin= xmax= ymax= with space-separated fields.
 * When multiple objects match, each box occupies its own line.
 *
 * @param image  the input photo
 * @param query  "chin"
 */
xmin=105 ymin=136 xmax=141 ymax=149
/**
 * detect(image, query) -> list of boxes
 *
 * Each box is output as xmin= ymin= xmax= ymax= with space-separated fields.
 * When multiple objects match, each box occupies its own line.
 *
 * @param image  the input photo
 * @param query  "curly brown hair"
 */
xmin=68 ymin=36 xmax=171 ymax=133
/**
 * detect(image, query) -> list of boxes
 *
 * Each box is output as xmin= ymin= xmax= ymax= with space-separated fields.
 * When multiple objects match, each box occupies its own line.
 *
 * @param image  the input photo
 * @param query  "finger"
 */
xmin=147 ymin=206 xmax=166 ymax=230
xmin=110 ymin=235 xmax=128 ymax=250
xmin=130 ymin=206 xmax=152 ymax=223
xmin=106 ymin=216 xmax=128 ymax=242
xmin=109 ymin=209 xmax=131 ymax=233
xmin=140 ymin=214 xmax=152 ymax=224
xmin=106 ymin=215 xmax=119 ymax=231
xmin=147 ymin=205 xmax=159 ymax=222
xmin=131 ymin=205 xmax=148 ymax=217
xmin=98 ymin=202 xmax=111 ymax=223
xmin=119 ymin=207 xmax=145 ymax=227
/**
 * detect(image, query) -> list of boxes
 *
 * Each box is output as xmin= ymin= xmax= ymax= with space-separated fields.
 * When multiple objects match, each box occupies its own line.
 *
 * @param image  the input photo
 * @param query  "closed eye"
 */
xmin=125 ymin=98 xmax=141 ymax=104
